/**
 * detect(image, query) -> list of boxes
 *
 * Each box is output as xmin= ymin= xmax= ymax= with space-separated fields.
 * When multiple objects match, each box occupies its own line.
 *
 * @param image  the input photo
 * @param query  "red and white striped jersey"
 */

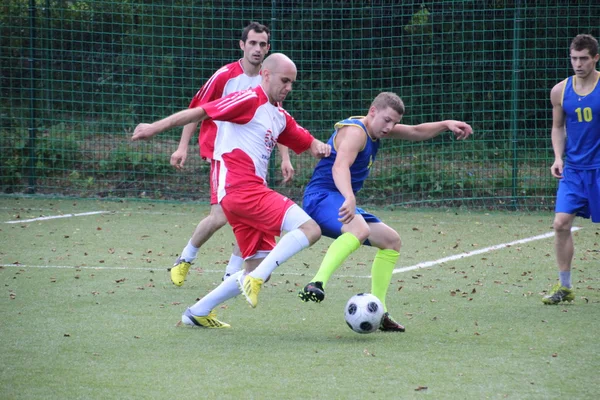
xmin=202 ymin=85 xmax=314 ymax=202
xmin=189 ymin=59 xmax=263 ymax=159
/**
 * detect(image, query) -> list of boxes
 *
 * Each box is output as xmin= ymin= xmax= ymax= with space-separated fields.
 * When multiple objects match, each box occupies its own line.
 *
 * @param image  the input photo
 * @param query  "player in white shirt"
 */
xmin=167 ymin=22 xmax=294 ymax=287
xmin=132 ymin=53 xmax=331 ymax=328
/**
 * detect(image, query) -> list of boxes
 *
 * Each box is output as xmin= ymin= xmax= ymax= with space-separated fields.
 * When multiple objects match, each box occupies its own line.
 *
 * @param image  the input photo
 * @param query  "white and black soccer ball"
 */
xmin=344 ymin=293 xmax=384 ymax=334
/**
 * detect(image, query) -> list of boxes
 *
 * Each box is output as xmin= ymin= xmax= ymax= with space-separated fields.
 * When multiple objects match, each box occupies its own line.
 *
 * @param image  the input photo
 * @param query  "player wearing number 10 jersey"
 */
xmin=544 ymin=33 xmax=600 ymax=305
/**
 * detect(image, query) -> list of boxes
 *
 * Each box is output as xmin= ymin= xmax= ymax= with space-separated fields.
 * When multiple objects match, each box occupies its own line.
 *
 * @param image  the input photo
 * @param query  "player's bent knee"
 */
xmin=300 ymin=220 xmax=322 ymax=244
xmin=388 ymin=238 xmax=401 ymax=252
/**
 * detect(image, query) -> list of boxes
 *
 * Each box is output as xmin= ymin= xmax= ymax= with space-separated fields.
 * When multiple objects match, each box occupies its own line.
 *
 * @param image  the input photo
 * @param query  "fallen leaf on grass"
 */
xmin=415 ymin=386 xmax=428 ymax=391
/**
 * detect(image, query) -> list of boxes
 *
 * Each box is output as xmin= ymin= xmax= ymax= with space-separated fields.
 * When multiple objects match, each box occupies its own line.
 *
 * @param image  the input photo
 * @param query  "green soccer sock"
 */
xmin=311 ymin=232 xmax=361 ymax=288
xmin=370 ymin=248 xmax=399 ymax=312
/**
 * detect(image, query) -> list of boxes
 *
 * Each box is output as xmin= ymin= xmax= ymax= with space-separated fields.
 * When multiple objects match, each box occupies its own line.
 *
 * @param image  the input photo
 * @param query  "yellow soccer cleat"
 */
xmin=542 ymin=284 xmax=575 ymax=305
xmin=182 ymin=309 xmax=231 ymax=328
xmin=169 ymin=258 xmax=191 ymax=286
xmin=239 ymin=274 xmax=264 ymax=308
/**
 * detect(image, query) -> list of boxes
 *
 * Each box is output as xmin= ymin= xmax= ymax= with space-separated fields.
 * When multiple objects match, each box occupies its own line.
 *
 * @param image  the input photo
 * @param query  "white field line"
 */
xmin=2 ymin=209 xmax=195 ymax=223
xmin=393 ymin=227 xmax=582 ymax=274
xmin=0 ymin=263 xmax=367 ymax=278
xmin=0 ymin=264 xmax=157 ymax=271
xmin=1 ymin=228 xmax=580 ymax=278
xmin=4 ymin=211 xmax=110 ymax=224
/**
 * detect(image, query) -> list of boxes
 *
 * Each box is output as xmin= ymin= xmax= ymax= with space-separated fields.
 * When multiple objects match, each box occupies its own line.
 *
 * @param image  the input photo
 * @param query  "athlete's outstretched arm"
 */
xmin=131 ymin=107 xmax=208 ymax=141
xmin=388 ymin=120 xmax=473 ymax=141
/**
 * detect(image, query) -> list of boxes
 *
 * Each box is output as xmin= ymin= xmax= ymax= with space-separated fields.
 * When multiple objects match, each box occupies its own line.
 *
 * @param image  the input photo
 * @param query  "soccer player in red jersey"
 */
xmin=133 ymin=53 xmax=331 ymax=327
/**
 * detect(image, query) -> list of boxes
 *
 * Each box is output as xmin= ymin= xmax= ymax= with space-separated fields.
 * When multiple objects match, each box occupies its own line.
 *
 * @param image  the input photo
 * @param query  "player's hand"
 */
xmin=338 ymin=197 xmax=356 ymax=225
xmin=447 ymin=121 xmax=473 ymax=140
xmin=170 ymin=149 xmax=187 ymax=170
xmin=310 ymin=140 xmax=331 ymax=159
xmin=280 ymin=159 xmax=295 ymax=183
xmin=131 ymin=123 xmax=157 ymax=141
xmin=550 ymin=158 xmax=564 ymax=179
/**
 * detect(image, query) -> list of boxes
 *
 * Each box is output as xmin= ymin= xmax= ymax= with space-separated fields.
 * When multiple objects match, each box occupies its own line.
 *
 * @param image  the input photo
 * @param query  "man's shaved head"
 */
xmin=262 ymin=53 xmax=296 ymax=73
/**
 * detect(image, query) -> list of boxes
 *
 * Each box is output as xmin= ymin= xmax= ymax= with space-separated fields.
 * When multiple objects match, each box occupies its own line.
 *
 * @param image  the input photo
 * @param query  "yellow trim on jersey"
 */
xmin=560 ymin=78 xmax=567 ymax=107
xmin=333 ymin=116 xmax=369 ymax=152
xmin=572 ymin=71 xmax=600 ymax=97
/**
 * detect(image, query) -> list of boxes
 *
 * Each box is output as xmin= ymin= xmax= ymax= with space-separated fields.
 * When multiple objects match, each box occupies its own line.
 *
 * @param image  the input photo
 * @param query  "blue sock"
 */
xmin=559 ymin=271 xmax=571 ymax=288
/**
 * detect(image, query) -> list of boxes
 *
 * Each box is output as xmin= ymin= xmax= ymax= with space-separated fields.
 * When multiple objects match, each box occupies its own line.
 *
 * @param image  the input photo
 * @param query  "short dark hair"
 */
xmin=241 ymin=21 xmax=270 ymax=43
xmin=371 ymin=92 xmax=405 ymax=115
xmin=570 ymin=34 xmax=599 ymax=57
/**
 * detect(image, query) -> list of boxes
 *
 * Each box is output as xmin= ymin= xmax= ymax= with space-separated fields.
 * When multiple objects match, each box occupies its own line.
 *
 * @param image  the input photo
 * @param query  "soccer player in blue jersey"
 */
xmin=543 ymin=34 xmax=600 ymax=305
xmin=298 ymin=92 xmax=472 ymax=331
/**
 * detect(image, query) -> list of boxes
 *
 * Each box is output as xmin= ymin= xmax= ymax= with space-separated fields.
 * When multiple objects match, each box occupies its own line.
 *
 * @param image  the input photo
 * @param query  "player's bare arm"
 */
xmin=277 ymin=144 xmax=294 ymax=183
xmin=333 ymin=126 xmax=364 ymax=224
xmin=388 ymin=120 xmax=473 ymax=141
xmin=550 ymin=80 xmax=567 ymax=179
xmin=131 ymin=107 xmax=208 ymax=141
xmin=170 ymin=122 xmax=199 ymax=170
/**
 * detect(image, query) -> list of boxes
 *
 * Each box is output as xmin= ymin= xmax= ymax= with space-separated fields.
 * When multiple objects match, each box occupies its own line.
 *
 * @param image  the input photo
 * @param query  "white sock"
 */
xmin=180 ymin=240 xmax=199 ymax=262
xmin=188 ymin=270 xmax=243 ymax=316
xmin=250 ymin=229 xmax=310 ymax=281
xmin=224 ymin=254 xmax=244 ymax=275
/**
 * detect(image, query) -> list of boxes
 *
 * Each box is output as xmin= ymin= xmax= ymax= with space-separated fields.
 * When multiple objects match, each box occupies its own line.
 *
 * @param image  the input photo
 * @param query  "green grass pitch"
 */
xmin=1 ymin=197 xmax=599 ymax=399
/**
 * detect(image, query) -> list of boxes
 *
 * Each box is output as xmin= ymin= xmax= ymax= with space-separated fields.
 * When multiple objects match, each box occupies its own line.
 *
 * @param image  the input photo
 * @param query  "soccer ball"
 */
xmin=344 ymin=293 xmax=384 ymax=334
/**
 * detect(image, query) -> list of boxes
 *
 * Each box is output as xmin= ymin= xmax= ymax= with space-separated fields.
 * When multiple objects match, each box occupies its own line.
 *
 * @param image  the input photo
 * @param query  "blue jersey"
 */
xmin=562 ymin=73 xmax=600 ymax=169
xmin=304 ymin=117 xmax=379 ymax=195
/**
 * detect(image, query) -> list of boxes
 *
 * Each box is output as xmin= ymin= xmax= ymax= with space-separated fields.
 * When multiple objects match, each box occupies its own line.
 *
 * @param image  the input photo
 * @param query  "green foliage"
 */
xmin=0 ymin=124 xmax=82 ymax=187
xmin=0 ymin=123 xmax=176 ymax=195
xmin=34 ymin=125 xmax=82 ymax=175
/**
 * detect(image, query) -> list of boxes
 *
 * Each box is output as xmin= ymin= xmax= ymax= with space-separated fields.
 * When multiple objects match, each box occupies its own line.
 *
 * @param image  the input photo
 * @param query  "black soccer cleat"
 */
xmin=379 ymin=312 xmax=406 ymax=332
xmin=298 ymin=281 xmax=325 ymax=303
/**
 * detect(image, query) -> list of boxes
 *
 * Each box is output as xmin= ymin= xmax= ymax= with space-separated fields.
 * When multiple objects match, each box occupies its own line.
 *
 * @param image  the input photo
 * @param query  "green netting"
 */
xmin=2 ymin=1 xmax=599 ymax=209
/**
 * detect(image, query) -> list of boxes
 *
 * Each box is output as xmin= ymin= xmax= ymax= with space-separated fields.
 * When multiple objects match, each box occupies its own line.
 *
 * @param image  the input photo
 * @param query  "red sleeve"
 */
xmin=202 ymin=89 xmax=259 ymax=125
xmin=277 ymin=110 xmax=314 ymax=154
xmin=188 ymin=67 xmax=229 ymax=108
